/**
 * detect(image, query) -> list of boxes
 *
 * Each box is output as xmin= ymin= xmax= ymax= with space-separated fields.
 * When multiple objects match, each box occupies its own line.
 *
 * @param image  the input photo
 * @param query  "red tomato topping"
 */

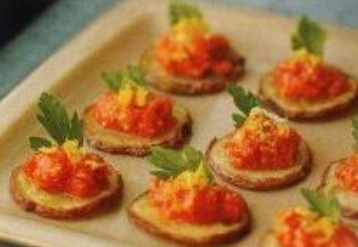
xmin=91 ymin=93 xmax=177 ymax=138
xmin=275 ymin=208 xmax=358 ymax=247
xmin=226 ymin=111 xmax=301 ymax=170
xmin=156 ymin=33 xmax=235 ymax=78
xmin=23 ymin=149 xmax=71 ymax=192
xmin=335 ymin=154 xmax=358 ymax=193
xmin=23 ymin=149 xmax=110 ymax=198
xmin=149 ymin=178 xmax=246 ymax=224
xmin=331 ymin=225 xmax=358 ymax=247
xmin=274 ymin=56 xmax=349 ymax=101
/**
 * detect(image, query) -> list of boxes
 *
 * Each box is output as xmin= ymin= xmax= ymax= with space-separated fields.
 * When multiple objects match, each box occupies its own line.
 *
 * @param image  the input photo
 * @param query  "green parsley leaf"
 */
xmin=126 ymin=65 xmax=146 ymax=87
xmin=301 ymin=188 xmax=340 ymax=222
xmin=102 ymin=65 xmax=147 ymax=92
xmin=29 ymin=136 xmax=52 ymax=151
xmin=169 ymin=1 xmax=203 ymax=26
xmin=102 ymin=72 xmax=123 ymax=92
xmin=148 ymin=145 xmax=212 ymax=182
xmin=232 ymin=113 xmax=246 ymax=127
xmin=37 ymin=92 xmax=70 ymax=145
xmin=352 ymin=114 xmax=358 ymax=150
xmin=68 ymin=112 xmax=84 ymax=146
xmin=31 ymin=92 xmax=84 ymax=150
xmin=228 ymin=85 xmax=261 ymax=126
xmin=291 ymin=15 xmax=326 ymax=56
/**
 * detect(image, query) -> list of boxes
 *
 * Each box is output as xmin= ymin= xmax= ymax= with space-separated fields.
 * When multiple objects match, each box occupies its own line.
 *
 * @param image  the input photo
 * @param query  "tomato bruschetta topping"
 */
xmin=269 ymin=189 xmax=358 ymax=247
xmin=275 ymin=207 xmax=357 ymax=247
xmin=23 ymin=141 xmax=109 ymax=198
xmin=226 ymin=108 xmax=301 ymax=170
xmin=155 ymin=2 xmax=236 ymax=78
xmin=91 ymin=92 xmax=176 ymax=138
xmin=89 ymin=66 xmax=177 ymax=138
xmin=333 ymin=117 xmax=358 ymax=193
xmin=274 ymin=49 xmax=349 ymax=101
xmin=225 ymin=86 xmax=302 ymax=170
xmin=273 ymin=17 xmax=349 ymax=101
xmin=335 ymin=153 xmax=358 ymax=193
xmin=148 ymin=146 xmax=248 ymax=224
xmin=23 ymin=93 xmax=113 ymax=198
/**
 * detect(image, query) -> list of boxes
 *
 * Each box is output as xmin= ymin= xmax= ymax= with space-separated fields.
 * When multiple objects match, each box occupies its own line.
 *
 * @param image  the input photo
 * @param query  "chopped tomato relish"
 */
xmin=23 ymin=148 xmax=110 ymax=198
xmin=335 ymin=154 xmax=358 ymax=193
xmin=274 ymin=49 xmax=349 ymax=101
xmin=156 ymin=18 xmax=235 ymax=78
xmin=149 ymin=177 xmax=246 ymax=225
xmin=275 ymin=208 xmax=358 ymax=247
xmin=90 ymin=92 xmax=177 ymax=138
xmin=226 ymin=109 xmax=301 ymax=170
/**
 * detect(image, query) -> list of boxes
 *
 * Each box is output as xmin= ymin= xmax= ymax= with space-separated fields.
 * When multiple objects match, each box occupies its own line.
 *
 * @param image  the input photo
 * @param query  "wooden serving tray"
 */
xmin=0 ymin=0 xmax=358 ymax=247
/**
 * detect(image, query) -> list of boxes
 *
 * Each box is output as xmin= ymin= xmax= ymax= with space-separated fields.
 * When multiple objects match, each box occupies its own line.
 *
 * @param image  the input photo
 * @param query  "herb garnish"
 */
xmin=228 ymin=85 xmax=262 ymax=127
xmin=29 ymin=92 xmax=84 ymax=150
xmin=291 ymin=16 xmax=326 ymax=57
xmin=169 ymin=1 xmax=203 ymax=26
xmin=102 ymin=65 xmax=147 ymax=92
xmin=301 ymin=188 xmax=340 ymax=222
xmin=148 ymin=145 xmax=213 ymax=182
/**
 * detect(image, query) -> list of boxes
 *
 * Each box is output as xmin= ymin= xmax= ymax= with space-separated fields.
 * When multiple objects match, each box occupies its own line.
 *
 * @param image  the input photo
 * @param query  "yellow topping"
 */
xmin=276 ymin=207 xmax=336 ymax=242
xmin=173 ymin=162 xmax=210 ymax=189
xmin=291 ymin=48 xmax=322 ymax=65
xmin=308 ymin=217 xmax=335 ymax=239
xmin=62 ymin=140 xmax=84 ymax=161
xmin=117 ymin=87 xmax=134 ymax=106
xmin=172 ymin=18 xmax=208 ymax=44
xmin=232 ymin=108 xmax=286 ymax=141
xmin=136 ymin=87 xmax=149 ymax=107
xmin=117 ymin=85 xmax=148 ymax=107
xmin=39 ymin=140 xmax=84 ymax=161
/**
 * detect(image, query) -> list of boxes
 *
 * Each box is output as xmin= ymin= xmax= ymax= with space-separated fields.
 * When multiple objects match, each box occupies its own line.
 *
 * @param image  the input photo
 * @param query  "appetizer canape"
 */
xmin=259 ymin=16 xmax=358 ymax=120
xmin=319 ymin=114 xmax=358 ymax=218
xmin=139 ymin=1 xmax=245 ymax=95
xmin=83 ymin=66 xmax=192 ymax=156
xmin=128 ymin=146 xmax=251 ymax=246
xmin=206 ymin=85 xmax=312 ymax=190
xmin=262 ymin=189 xmax=358 ymax=247
xmin=10 ymin=93 xmax=123 ymax=219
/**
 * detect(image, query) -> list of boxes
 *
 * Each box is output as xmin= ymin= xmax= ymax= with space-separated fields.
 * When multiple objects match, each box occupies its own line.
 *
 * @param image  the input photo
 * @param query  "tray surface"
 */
xmin=1 ymin=0 xmax=358 ymax=247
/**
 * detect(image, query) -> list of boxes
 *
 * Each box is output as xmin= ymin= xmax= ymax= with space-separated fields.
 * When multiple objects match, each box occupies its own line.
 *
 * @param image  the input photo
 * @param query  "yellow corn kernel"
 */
xmin=175 ymin=18 xmax=208 ymax=33
xmin=117 ymin=87 xmax=134 ymax=107
xmin=173 ymin=18 xmax=208 ymax=43
xmin=292 ymin=48 xmax=322 ymax=65
xmin=174 ymin=162 xmax=210 ymax=188
xmin=307 ymin=217 xmax=335 ymax=240
xmin=136 ymin=88 xmax=148 ymax=107
xmin=62 ymin=140 xmax=84 ymax=161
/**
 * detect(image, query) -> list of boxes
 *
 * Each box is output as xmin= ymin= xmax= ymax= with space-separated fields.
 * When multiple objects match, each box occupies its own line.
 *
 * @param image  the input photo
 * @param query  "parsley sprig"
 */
xmin=169 ymin=1 xmax=203 ymax=26
xmin=301 ymin=188 xmax=340 ymax=222
xmin=29 ymin=93 xmax=84 ymax=151
xmin=291 ymin=16 xmax=326 ymax=56
xmin=102 ymin=65 xmax=147 ymax=92
xmin=148 ymin=145 xmax=213 ymax=182
xmin=228 ymin=85 xmax=262 ymax=127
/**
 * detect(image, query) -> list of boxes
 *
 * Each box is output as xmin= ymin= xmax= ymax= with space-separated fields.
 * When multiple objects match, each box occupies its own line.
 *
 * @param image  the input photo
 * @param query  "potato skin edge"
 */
xmin=83 ymin=105 xmax=193 ymax=156
xmin=206 ymin=136 xmax=312 ymax=191
xmin=259 ymin=72 xmax=358 ymax=121
xmin=139 ymin=48 xmax=245 ymax=95
xmin=127 ymin=191 xmax=251 ymax=247
xmin=10 ymin=166 xmax=123 ymax=220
